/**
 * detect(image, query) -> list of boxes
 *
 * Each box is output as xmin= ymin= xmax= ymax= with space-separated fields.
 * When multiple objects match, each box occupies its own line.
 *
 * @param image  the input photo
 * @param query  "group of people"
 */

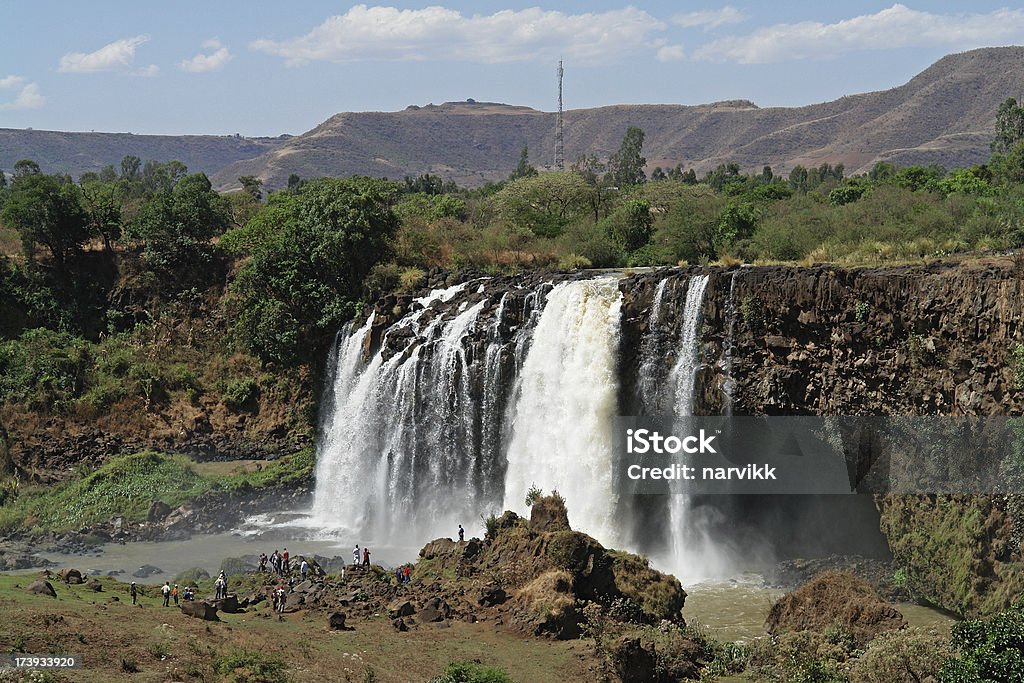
xmin=394 ymin=565 xmax=412 ymax=584
xmin=157 ymin=581 xmax=197 ymax=606
xmin=259 ymin=548 xmax=291 ymax=574
xmin=352 ymin=545 xmax=372 ymax=568
xmin=259 ymin=549 xmax=317 ymax=580
xmin=213 ymin=571 xmax=229 ymax=600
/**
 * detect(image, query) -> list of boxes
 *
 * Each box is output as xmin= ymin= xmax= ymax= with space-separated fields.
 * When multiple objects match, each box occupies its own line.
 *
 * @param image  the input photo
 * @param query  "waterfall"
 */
xmin=312 ymin=284 xmax=497 ymax=545
xmin=311 ymin=270 xmax=732 ymax=580
xmin=656 ymin=274 xmax=733 ymax=580
xmin=669 ymin=274 xmax=709 ymax=415
xmin=720 ymin=270 xmax=740 ymax=415
xmin=502 ymin=278 xmax=624 ymax=545
xmin=311 ymin=280 xmax=556 ymax=547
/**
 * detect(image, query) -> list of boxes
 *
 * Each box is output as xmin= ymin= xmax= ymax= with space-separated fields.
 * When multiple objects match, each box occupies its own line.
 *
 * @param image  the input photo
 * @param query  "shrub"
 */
xmin=429 ymin=660 xmax=512 ymax=683
xmin=939 ymin=601 xmax=1024 ymax=682
xmin=222 ymin=377 xmax=258 ymax=411
xmin=525 ymin=484 xmax=543 ymax=507
xmin=213 ymin=648 xmax=288 ymax=683
xmin=849 ymin=627 xmax=949 ymax=682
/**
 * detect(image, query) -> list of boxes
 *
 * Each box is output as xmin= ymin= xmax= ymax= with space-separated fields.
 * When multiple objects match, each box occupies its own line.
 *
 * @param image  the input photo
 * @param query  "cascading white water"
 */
xmin=311 ymin=271 xmax=732 ymax=579
xmin=502 ymin=278 xmax=624 ymax=545
xmin=311 ymin=283 xmax=494 ymax=545
xmin=669 ymin=275 xmax=709 ymax=415
xmin=720 ymin=271 xmax=740 ymax=416
xmin=660 ymin=274 xmax=733 ymax=580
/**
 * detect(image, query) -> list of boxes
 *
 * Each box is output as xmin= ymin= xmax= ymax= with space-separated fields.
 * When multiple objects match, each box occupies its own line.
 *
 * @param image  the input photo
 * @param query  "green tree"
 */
xmin=993 ymin=97 xmax=1024 ymax=154
xmin=493 ymin=171 xmax=592 ymax=238
xmin=238 ymin=176 xmax=263 ymax=202
xmin=1 ymin=172 xmax=90 ymax=266
xmin=609 ymin=126 xmax=646 ymax=187
xmin=223 ymin=177 xmax=399 ymax=365
xmin=120 ymin=155 xmax=141 ymax=181
xmin=940 ymin=601 xmax=1024 ymax=681
xmin=13 ymin=159 xmax=41 ymax=179
xmin=509 ymin=145 xmax=539 ymax=181
xmin=602 ymin=198 xmax=653 ymax=253
xmin=126 ymin=172 xmax=229 ymax=273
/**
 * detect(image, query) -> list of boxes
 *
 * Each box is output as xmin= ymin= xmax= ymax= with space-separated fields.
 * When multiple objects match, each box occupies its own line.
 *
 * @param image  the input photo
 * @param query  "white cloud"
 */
xmin=180 ymin=40 xmax=233 ymax=72
xmin=694 ymin=4 xmax=1024 ymax=64
xmin=59 ymin=35 xmax=150 ymax=73
xmin=673 ymin=6 xmax=746 ymax=31
xmin=657 ymin=45 xmax=686 ymax=62
xmin=1 ymin=82 xmax=46 ymax=110
xmin=251 ymin=5 xmax=666 ymax=66
xmin=134 ymin=64 xmax=160 ymax=77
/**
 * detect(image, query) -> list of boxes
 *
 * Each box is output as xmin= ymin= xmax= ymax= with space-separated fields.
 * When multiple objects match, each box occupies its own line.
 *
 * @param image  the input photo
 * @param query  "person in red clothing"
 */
xmin=362 ymin=547 xmax=371 ymax=567
xmin=282 ymin=548 xmax=290 ymax=573
xmin=403 ymin=565 xmax=411 ymax=584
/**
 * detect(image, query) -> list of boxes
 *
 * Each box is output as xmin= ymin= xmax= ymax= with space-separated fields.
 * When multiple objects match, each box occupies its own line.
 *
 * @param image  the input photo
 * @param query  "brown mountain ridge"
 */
xmin=2 ymin=47 xmax=1022 ymax=190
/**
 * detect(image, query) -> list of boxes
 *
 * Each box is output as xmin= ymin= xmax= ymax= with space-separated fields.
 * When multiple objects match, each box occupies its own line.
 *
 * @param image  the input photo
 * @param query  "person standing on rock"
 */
xmin=300 ymin=558 xmax=309 ymax=580
xmin=403 ymin=565 xmax=411 ymax=584
xmin=172 ymin=584 xmax=179 ymax=606
xmin=352 ymin=545 xmax=360 ymax=569
xmin=458 ymin=524 xmax=464 ymax=542
xmin=130 ymin=581 xmax=137 ymax=605
xmin=282 ymin=548 xmax=290 ymax=573
xmin=363 ymin=547 xmax=371 ymax=567
xmin=161 ymin=581 xmax=170 ymax=607
xmin=259 ymin=553 xmax=267 ymax=573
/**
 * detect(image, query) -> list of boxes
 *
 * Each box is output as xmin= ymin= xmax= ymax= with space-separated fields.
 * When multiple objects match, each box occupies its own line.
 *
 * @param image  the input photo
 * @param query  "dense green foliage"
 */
xmin=940 ymin=601 xmax=1024 ymax=681
xmin=0 ymin=109 xmax=1022 ymax=429
xmin=222 ymin=176 xmax=399 ymax=364
xmin=0 ymin=449 xmax=313 ymax=532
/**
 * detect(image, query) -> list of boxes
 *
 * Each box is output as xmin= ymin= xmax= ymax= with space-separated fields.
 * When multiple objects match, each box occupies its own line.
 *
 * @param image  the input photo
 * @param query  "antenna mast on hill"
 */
xmin=555 ymin=60 xmax=565 ymax=170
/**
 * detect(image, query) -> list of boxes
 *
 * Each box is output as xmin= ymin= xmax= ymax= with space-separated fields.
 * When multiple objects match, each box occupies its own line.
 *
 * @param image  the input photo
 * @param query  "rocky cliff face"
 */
xmin=618 ymin=259 xmax=1024 ymax=616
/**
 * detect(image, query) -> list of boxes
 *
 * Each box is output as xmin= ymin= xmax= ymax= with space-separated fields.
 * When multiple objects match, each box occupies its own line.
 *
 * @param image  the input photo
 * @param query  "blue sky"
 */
xmin=2 ymin=2 xmax=1023 ymax=136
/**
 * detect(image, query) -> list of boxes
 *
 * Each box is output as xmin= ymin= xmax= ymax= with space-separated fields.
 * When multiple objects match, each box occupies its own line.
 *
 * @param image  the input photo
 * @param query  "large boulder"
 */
xmin=181 ymin=600 xmax=219 ymax=621
xmin=388 ymin=599 xmax=415 ymax=618
xmin=215 ymin=595 xmax=240 ymax=613
xmin=58 ymin=568 xmax=84 ymax=584
xmin=612 ymin=637 xmax=657 ymax=683
xmin=765 ymin=571 xmax=907 ymax=646
xmin=476 ymin=585 xmax=507 ymax=607
xmin=25 ymin=580 xmax=56 ymax=597
xmin=418 ymin=597 xmax=450 ymax=623
xmin=511 ymin=569 xmax=582 ymax=640
xmin=147 ymin=500 xmax=172 ymax=523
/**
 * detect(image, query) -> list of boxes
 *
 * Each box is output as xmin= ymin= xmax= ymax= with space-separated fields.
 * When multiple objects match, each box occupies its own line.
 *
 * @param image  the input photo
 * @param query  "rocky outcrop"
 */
xmin=416 ymin=496 xmax=686 ymax=640
xmin=619 ymin=260 xmax=1024 ymax=616
xmin=180 ymin=600 xmax=219 ymax=621
xmin=765 ymin=571 xmax=906 ymax=646
xmin=619 ymin=261 xmax=1024 ymax=417
xmin=25 ymin=579 xmax=57 ymax=597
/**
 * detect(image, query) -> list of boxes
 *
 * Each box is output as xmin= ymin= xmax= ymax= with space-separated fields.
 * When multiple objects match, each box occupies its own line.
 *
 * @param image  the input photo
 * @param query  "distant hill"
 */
xmin=4 ymin=47 xmax=1024 ymax=190
xmin=0 ymin=129 xmax=288 ymax=179
xmin=211 ymin=47 xmax=1024 ymax=190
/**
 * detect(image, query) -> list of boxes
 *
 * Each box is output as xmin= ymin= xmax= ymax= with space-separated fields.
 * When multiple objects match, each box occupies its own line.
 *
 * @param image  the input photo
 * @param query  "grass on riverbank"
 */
xmin=0 ymin=572 xmax=591 ymax=683
xmin=0 ymin=449 xmax=314 ymax=533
